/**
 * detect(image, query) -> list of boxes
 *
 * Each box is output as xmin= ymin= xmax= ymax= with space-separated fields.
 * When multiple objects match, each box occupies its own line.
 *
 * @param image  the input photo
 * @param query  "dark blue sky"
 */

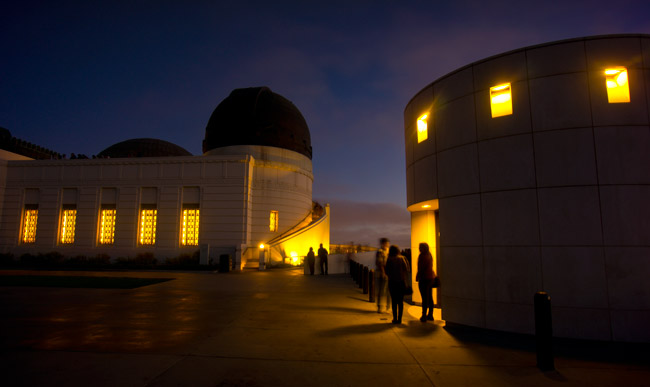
xmin=2 ymin=1 xmax=650 ymax=246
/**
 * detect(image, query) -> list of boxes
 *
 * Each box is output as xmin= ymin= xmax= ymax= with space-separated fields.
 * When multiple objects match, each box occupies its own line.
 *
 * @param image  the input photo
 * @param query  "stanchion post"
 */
xmin=368 ymin=269 xmax=375 ymax=302
xmin=357 ymin=263 xmax=362 ymax=285
xmin=362 ymin=266 xmax=369 ymax=294
xmin=535 ymin=292 xmax=554 ymax=371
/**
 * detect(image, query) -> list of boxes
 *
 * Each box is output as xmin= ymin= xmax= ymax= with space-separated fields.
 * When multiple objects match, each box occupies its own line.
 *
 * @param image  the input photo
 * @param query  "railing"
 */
xmin=348 ymin=259 xmax=375 ymax=303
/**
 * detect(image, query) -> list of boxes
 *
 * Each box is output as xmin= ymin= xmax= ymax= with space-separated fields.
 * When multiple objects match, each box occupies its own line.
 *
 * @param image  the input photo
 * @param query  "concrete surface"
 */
xmin=0 ymin=267 xmax=648 ymax=386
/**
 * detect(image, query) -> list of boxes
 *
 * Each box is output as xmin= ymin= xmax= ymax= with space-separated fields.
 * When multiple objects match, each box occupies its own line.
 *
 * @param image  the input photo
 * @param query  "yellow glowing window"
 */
xmin=60 ymin=208 xmax=77 ymax=244
xmin=270 ymin=210 xmax=279 ymax=232
xmin=605 ymin=68 xmax=630 ymax=103
xmin=99 ymin=208 xmax=116 ymax=245
xmin=139 ymin=208 xmax=157 ymax=245
xmin=417 ymin=114 xmax=428 ymax=143
xmin=181 ymin=208 xmax=200 ymax=246
xmin=21 ymin=207 xmax=38 ymax=244
xmin=490 ymin=83 xmax=513 ymax=118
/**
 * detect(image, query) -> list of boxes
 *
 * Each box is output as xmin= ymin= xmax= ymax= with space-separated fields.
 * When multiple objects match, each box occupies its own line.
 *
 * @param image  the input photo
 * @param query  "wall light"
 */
xmin=605 ymin=67 xmax=630 ymax=103
xmin=417 ymin=114 xmax=428 ymax=143
xmin=259 ymin=243 xmax=265 ymax=249
xmin=422 ymin=204 xmax=431 ymax=209
xmin=490 ymin=83 xmax=513 ymax=118
xmin=290 ymin=251 xmax=299 ymax=265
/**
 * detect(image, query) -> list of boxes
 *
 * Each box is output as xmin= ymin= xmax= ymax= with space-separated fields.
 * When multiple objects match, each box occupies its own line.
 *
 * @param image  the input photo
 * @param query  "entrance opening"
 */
xmin=408 ymin=201 xmax=442 ymax=321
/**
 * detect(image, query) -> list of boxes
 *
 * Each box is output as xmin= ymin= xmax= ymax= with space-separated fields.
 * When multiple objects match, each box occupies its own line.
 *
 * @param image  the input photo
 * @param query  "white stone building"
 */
xmin=0 ymin=86 xmax=329 ymax=269
xmin=404 ymin=34 xmax=650 ymax=342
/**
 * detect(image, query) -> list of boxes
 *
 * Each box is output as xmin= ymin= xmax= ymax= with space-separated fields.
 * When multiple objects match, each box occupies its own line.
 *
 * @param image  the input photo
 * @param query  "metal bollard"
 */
xmin=358 ymin=265 xmax=363 ymax=289
xmin=356 ymin=262 xmax=360 ymax=284
xmin=534 ymin=292 xmax=554 ymax=371
xmin=356 ymin=263 xmax=362 ymax=286
xmin=368 ymin=269 xmax=375 ymax=302
xmin=362 ymin=266 xmax=369 ymax=294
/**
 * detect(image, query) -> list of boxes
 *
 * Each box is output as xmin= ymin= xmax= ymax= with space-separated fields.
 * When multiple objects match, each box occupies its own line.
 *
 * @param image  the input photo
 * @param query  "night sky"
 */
xmin=2 ymin=1 xmax=650 ymax=248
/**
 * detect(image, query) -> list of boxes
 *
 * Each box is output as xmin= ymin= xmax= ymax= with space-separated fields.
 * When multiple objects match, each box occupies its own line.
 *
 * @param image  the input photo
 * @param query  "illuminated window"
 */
xmin=60 ymin=207 xmax=77 ymax=244
xmin=139 ymin=207 xmax=157 ymax=245
xmin=21 ymin=206 xmax=38 ymax=244
xmin=270 ymin=210 xmax=279 ymax=232
xmin=417 ymin=114 xmax=428 ymax=143
xmin=98 ymin=208 xmax=116 ymax=245
xmin=181 ymin=207 xmax=200 ymax=246
xmin=490 ymin=83 xmax=513 ymax=118
xmin=605 ymin=67 xmax=630 ymax=103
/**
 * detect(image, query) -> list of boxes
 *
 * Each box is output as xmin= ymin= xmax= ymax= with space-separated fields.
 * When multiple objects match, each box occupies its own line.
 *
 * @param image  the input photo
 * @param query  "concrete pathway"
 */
xmin=0 ymin=268 xmax=648 ymax=386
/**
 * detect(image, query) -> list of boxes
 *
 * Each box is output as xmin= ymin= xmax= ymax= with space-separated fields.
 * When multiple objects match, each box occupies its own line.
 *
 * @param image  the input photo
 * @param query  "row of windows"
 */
xmin=21 ymin=206 xmax=199 ymax=247
xmin=416 ymin=67 xmax=631 ymax=143
xmin=20 ymin=207 xmax=281 ymax=246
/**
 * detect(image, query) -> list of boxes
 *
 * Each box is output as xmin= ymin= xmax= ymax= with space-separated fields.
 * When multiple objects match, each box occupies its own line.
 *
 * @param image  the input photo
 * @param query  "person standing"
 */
xmin=375 ymin=237 xmax=391 ymax=313
xmin=385 ymin=245 xmax=409 ymax=324
xmin=416 ymin=242 xmax=436 ymax=322
xmin=318 ymin=243 xmax=328 ymax=275
xmin=307 ymin=247 xmax=315 ymax=275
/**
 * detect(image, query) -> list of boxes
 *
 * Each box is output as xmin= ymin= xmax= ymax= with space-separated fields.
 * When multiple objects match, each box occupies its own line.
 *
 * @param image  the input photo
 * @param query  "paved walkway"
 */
xmin=0 ymin=268 xmax=648 ymax=386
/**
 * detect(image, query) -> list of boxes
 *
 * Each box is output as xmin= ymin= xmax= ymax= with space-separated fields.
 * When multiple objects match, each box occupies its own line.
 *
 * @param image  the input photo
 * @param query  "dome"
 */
xmin=98 ymin=138 xmax=192 ymax=158
xmin=203 ymin=86 xmax=312 ymax=159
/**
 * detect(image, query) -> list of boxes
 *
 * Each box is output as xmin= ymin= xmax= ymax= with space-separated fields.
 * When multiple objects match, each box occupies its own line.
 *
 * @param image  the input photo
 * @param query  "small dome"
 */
xmin=203 ymin=86 xmax=312 ymax=159
xmin=98 ymin=138 xmax=192 ymax=158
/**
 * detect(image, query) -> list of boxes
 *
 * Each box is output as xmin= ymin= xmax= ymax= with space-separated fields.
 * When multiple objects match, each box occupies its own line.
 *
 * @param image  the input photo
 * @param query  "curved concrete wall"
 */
xmin=404 ymin=35 xmax=650 ymax=342
xmin=207 ymin=145 xmax=314 ymax=252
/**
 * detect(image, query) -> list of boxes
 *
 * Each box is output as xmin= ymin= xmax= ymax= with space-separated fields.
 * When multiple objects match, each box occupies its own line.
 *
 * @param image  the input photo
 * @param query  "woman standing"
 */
xmin=385 ymin=245 xmax=409 ymax=324
xmin=416 ymin=242 xmax=436 ymax=322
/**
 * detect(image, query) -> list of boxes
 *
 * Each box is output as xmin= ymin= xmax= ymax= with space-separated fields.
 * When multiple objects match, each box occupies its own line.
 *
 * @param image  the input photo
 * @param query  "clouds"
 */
xmin=2 ymin=1 xmax=650 ymax=247
xmin=322 ymin=199 xmax=411 ymax=248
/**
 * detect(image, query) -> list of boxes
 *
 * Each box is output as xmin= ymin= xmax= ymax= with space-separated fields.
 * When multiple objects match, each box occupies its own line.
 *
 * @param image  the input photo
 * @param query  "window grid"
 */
xmin=605 ymin=67 xmax=630 ymax=103
xmin=22 ymin=209 xmax=38 ymax=244
xmin=99 ymin=208 xmax=116 ymax=245
xmin=181 ymin=208 xmax=199 ymax=246
xmin=60 ymin=209 xmax=77 ymax=244
xmin=270 ymin=210 xmax=279 ymax=232
xmin=139 ymin=208 xmax=157 ymax=245
xmin=490 ymin=83 xmax=513 ymax=118
xmin=417 ymin=114 xmax=428 ymax=143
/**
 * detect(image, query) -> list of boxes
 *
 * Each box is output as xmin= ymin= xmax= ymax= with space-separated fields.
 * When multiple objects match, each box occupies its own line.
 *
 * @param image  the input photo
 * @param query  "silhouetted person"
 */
xmin=416 ymin=242 xmax=436 ymax=322
xmin=307 ymin=247 xmax=315 ymax=275
xmin=375 ymin=237 xmax=391 ymax=313
xmin=386 ymin=245 xmax=409 ymax=324
xmin=318 ymin=243 xmax=328 ymax=275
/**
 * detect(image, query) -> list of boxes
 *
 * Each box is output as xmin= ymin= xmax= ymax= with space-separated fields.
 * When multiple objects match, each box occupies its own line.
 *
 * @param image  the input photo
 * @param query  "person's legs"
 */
xmin=427 ymin=280 xmax=433 ymax=321
xmin=418 ymin=281 xmax=428 ymax=321
xmin=396 ymin=291 xmax=404 ymax=323
xmin=376 ymin=276 xmax=384 ymax=312
xmin=389 ymin=283 xmax=399 ymax=323
xmin=386 ymin=285 xmax=391 ymax=312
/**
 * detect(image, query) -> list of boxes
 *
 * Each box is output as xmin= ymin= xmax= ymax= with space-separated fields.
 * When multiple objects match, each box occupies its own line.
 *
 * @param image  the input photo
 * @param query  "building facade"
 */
xmin=0 ymin=86 xmax=329 ymax=269
xmin=404 ymin=34 xmax=650 ymax=342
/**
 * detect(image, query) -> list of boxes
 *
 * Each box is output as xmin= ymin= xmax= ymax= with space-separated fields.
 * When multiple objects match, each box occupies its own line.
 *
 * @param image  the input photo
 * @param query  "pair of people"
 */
xmin=375 ymin=238 xmax=410 ymax=324
xmin=306 ymin=243 xmax=328 ymax=275
xmin=376 ymin=238 xmax=438 ymax=324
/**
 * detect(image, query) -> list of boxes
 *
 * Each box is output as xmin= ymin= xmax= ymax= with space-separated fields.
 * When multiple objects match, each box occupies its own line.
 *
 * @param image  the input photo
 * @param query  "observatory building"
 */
xmin=0 ymin=86 xmax=329 ymax=269
xmin=404 ymin=34 xmax=650 ymax=342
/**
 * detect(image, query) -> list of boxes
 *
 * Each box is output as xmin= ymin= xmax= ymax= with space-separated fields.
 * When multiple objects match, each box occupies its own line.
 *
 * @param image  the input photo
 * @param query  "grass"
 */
xmin=0 ymin=275 xmax=174 ymax=289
